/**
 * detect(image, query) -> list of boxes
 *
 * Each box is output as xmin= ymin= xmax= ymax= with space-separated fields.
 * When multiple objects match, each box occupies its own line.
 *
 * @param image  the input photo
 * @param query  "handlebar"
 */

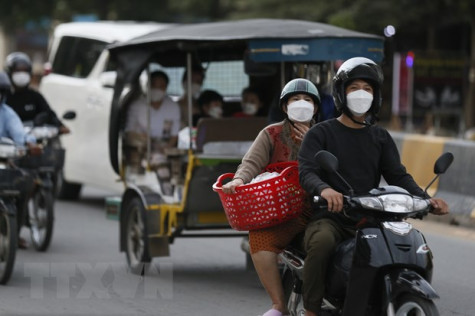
xmin=313 ymin=192 xmax=432 ymax=222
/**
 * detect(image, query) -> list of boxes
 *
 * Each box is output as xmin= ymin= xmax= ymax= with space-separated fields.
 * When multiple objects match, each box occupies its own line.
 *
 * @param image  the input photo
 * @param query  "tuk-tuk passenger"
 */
xmin=124 ymin=71 xmax=180 ymax=194
xmin=222 ymin=78 xmax=320 ymax=316
xmin=192 ymin=89 xmax=224 ymax=126
xmin=233 ymin=86 xmax=266 ymax=118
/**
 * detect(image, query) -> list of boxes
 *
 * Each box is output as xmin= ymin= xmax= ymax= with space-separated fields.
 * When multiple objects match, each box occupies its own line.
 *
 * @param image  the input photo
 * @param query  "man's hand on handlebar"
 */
xmin=27 ymin=143 xmax=43 ymax=156
xmin=59 ymin=125 xmax=70 ymax=134
xmin=429 ymin=198 xmax=449 ymax=215
xmin=320 ymin=188 xmax=344 ymax=213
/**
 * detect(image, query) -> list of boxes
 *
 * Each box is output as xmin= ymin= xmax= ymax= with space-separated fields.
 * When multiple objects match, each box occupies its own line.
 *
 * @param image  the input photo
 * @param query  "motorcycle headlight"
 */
xmin=379 ymin=194 xmax=414 ymax=213
xmin=0 ymin=143 xmax=16 ymax=158
xmin=31 ymin=126 xmax=58 ymax=139
xmin=355 ymin=197 xmax=383 ymax=211
xmin=413 ymin=198 xmax=430 ymax=211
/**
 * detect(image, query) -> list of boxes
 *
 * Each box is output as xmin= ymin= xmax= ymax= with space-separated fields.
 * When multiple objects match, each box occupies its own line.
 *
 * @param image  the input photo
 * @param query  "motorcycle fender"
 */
xmin=385 ymin=270 xmax=439 ymax=304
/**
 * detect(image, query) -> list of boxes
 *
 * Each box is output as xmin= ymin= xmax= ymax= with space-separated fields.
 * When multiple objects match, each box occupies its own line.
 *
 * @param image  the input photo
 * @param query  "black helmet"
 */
xmin=5 ymin=52 xmax=32 ymax=75
xmin=280 ymin=78 xmax=321 ymax=109
xmin=0 ymin=72 xmax=12 ymax=104
xmin=332 ymin=57 xmax=383 ymax=115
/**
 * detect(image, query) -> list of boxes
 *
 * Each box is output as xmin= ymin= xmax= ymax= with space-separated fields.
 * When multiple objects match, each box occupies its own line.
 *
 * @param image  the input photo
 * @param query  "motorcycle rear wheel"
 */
xmin=395 ymin=294 xmax=440 ymax=316
xmin=0 ymin=209 xmax=17 ymax=285
xmin=29 ymin=189 xmax=54 ymax=251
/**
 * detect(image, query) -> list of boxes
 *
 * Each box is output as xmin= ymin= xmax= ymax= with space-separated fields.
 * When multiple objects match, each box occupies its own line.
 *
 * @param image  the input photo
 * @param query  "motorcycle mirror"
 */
xmin=424 ymin=152 xmax=454 ymax=195
xmin=314 ymin=150 xmax=355 ymax=196
xmin=33 ymin=112 xmax=49 ymax=126
xmin=62 ymin=111 xmax=76 ymax=120
xmin=434 ymin=152 xmax=454 ymax=175
xmin=314 ymin=150 xmax=339 ymax=173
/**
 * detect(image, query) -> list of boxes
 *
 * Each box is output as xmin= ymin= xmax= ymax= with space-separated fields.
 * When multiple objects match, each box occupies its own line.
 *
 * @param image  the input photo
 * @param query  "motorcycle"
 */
xmin=20 ymin=118 xmax=65 ymax=251
xmin=280 ymin=150 xmax=453 ymax=316
xmin=0 ymin=138 xmax=26 ymax=284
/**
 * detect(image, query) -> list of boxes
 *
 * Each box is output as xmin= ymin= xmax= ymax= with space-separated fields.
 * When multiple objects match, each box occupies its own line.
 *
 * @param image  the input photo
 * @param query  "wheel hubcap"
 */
xmin=127 ymin=206 xmax=144 ymax=266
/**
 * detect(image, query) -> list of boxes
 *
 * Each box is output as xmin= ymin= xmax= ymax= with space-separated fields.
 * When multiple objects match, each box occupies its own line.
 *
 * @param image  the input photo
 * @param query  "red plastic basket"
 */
xmin=212 ymin=161 xmax=306 ymax=231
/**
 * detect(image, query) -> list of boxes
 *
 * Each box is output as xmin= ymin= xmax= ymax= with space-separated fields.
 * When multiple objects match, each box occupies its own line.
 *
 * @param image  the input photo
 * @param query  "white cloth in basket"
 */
xmin=250 ymin=171 xmax=280 ymax=184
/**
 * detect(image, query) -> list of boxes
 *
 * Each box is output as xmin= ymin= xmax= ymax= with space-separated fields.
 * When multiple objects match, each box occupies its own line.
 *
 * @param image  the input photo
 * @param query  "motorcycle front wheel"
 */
xmin=0 ymin=208 xmax=17 ymax=285
xmin=395 ymin=294 xmax=440 ymax=316
xmin=29 ymin=189 xmax=54 ymax=251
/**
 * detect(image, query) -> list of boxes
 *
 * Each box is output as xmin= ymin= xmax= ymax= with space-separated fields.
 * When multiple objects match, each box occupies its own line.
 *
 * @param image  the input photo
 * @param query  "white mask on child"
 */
xmin=184 ymin=83 xmax=202 ymax=99
xmin=287 ymin=100 xmax=314 ymax=122
xmin=346 ymin=90 xmax=373 ymax=116
xmin=242 ymin=103 xmax=258 ymax=115
xmin=208 ymin=106 xmax=222 ymax=118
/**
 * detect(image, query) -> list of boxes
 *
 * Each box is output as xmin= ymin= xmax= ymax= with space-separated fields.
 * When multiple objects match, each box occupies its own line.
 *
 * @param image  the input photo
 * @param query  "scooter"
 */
xmin=0 ymin=138 xmax=26 ymax=284
xmin=280 ymin=150 xmax=453 ymax=316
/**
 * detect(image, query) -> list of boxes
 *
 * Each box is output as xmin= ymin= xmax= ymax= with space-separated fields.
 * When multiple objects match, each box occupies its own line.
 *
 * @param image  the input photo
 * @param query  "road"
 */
xmin=0 ymin=187 xmax=474 ymax=316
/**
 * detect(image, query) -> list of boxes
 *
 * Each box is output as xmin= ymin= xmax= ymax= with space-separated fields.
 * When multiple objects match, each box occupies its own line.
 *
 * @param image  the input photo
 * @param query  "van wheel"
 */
xmin=124 ymin=197 xmax=151 ymax=274
xmin=56 ymin=171 xmax=82 ymax=200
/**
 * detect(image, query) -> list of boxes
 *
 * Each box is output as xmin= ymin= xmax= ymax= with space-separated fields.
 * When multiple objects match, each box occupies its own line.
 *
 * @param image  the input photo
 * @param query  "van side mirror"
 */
xmin=63 ymin=111 xmax=76 ymax=120
xmin=99 ymin=71 xmax=117 ymax=88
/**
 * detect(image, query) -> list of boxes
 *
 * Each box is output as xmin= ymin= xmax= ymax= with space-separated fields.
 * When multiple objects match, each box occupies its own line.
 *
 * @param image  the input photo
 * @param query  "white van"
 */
xmin=39 ymin=21 xmax=172 ymax=199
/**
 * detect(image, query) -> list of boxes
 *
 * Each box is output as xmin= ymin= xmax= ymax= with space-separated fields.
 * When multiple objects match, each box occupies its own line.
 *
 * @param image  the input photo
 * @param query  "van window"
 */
xmin=52 ymin=36 xmax=107 ymax=78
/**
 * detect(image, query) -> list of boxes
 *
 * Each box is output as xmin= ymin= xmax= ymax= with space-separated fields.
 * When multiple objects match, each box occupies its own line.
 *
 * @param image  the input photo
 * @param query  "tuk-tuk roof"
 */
xmin=109 ymin=18 xmax=384 ymax=64
xmin=111 ymin=18 xmax=381 ymax=44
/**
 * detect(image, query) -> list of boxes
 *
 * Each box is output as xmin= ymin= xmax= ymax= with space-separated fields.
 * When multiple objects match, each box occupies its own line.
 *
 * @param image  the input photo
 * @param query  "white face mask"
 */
xmin=150 ymin=88 xmax=165 ymax=102
xmin=184 ymin=83 xmax=202 ymax=99
xmin=208 ymin=106 xmax=222 ymax=119
xmin=242 ymin=103 xmax=258 ymax=115
xmin=12 ymin=72 xmax=31 ymax=87
xmin=287 ymin=100 xmax=314 ymax=122
xmin=346 ymin=90 xmax=373 ymax=116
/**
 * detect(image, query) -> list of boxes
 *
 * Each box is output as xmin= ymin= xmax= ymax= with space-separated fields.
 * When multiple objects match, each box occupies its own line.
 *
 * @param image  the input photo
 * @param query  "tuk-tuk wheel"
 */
xmin=124 ymin=197 xmax=151 ymax=274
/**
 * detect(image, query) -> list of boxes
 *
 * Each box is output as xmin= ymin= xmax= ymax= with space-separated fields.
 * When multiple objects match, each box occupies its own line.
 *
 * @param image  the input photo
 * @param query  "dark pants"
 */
xmin=15 ymin=170 xmax=34 ymax=233
xmin=303 ymin=218 xmax=356 ymax=313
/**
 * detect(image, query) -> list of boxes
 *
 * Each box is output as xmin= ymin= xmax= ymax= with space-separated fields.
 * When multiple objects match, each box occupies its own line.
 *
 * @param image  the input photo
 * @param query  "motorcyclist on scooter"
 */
xmin=5 ymin=52 xmax=70 ymax=134
xmin=297 ymin=57 xmax=449 ymax=316
xmin=0 ymin=71 xmax=40 ymax=249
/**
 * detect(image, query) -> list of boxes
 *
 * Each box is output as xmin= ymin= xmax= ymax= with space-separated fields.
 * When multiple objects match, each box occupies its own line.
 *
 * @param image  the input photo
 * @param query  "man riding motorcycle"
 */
xmin=0 ymin=71 xmax=40 ymax=249
xmin=5 ymin=52 xmax=70 ymax=134
xmin=297 ymin=57 xmax=449 ymax=316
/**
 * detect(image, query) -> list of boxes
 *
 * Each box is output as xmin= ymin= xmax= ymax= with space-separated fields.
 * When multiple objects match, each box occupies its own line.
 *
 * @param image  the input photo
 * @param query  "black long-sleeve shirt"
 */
xmin=6 ymin=88 xmax=63 ymax=127
xmin=298 ymin=119 xmax=427 ymax=223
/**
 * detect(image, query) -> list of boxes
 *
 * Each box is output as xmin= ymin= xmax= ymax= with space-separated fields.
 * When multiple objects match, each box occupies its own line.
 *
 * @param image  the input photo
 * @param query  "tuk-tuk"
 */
xmin=106 ymin=19 xmax=384 ymax=272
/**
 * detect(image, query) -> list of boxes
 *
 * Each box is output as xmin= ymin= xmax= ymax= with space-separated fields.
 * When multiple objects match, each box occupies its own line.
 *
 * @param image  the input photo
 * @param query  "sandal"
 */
xmin=18 ymin=237 xmax=28 ymax=249
xmin=262 ymin=309 xmax=283 ymax=316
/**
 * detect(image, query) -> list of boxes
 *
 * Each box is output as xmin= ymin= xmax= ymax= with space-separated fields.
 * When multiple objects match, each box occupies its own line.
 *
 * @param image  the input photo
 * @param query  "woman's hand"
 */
xmin=429 ymin=198 xmax=449 ymax=215
xmin=320 ymin=188 xmax=343 ymax=212
xmin=222 ymin=178 xmax=244 ymax=194
xmin=292 ymin=122 xmax=310 ymax=142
